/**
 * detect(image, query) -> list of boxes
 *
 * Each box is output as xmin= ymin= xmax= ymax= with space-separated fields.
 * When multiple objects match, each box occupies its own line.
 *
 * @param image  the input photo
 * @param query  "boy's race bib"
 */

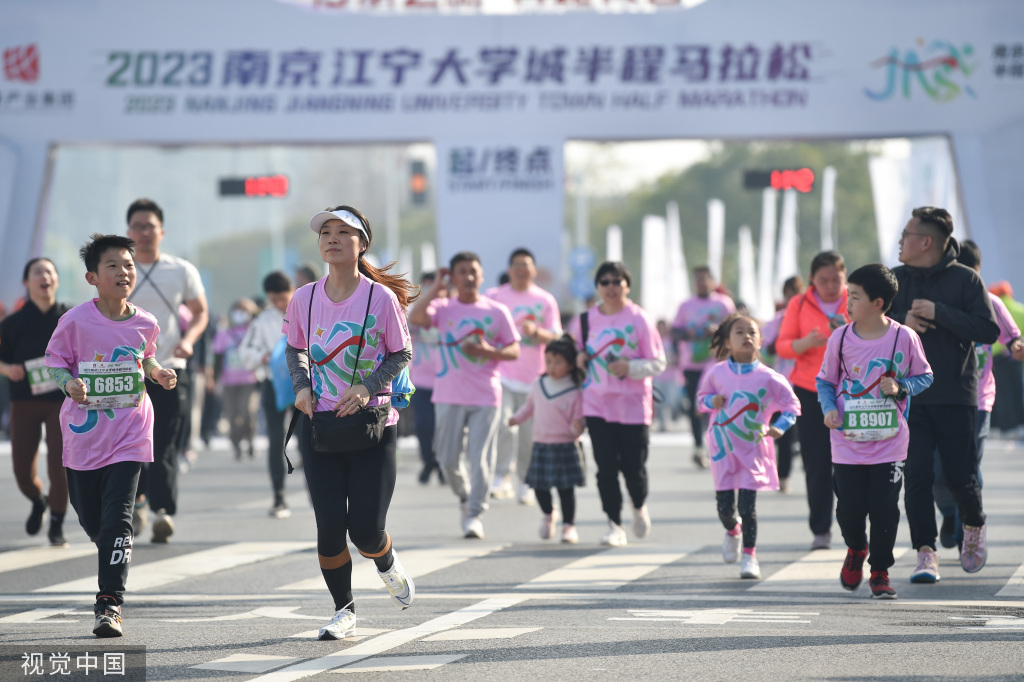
xmin=842 ymin=397 xmax=899 ymax=442
xmin=77 ymin=360 xmax=144 ymax=410
xmin=24 ymin=357 xmax=58 ymax=396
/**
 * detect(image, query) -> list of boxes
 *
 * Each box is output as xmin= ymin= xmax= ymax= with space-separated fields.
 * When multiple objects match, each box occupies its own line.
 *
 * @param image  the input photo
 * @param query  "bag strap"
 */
xmin=580 ymin=311 xmax=589 ymax=354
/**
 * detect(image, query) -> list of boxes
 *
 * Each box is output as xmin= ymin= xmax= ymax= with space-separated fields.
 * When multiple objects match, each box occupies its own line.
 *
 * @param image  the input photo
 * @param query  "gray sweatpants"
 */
xmin=435 ymin=403 xmax=500 ymax=517
xmin=494 ymin=387 xmax=533 ymax=482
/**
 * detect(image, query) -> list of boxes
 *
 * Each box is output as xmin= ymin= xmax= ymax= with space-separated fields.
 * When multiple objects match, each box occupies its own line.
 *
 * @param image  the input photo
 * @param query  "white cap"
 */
xmin=309 ymin=209 xmax=368 ymax=240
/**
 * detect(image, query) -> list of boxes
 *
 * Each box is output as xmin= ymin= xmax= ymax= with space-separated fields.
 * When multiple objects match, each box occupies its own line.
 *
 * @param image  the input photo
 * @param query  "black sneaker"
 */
xmin=418 ymin=465 xmax=432 ymax=485
xmin=48 ymin=514 xmax=68 ymax=547
xmin=939 ymin=515 xmax=958 ymax=549
xmin=26 ymin=496 xmax=47 ymax=536
xmin=93 ymin=601 xmax=123 ymax=637
xmin=869 ymin=571 xmax=898 ymax=600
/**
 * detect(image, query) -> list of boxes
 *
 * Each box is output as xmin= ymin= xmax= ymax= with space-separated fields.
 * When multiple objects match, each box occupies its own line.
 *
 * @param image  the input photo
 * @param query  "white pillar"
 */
xmin=706 ymin=198 xmax=725 ymax=283
xmin=757 ymin=188 xmax=778 ymax=320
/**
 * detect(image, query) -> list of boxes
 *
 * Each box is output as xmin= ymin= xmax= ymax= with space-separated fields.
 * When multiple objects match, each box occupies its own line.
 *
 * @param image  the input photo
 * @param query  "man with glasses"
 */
xmin=889 ymin=206 xmax=999 ymax=583
xmin=126 ymin=199 xmax=209 ymax=543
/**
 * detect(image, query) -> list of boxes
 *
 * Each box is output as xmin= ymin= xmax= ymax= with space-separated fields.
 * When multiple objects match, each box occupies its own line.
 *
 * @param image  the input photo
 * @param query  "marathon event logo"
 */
xmin=0 ymin=43 xmax=75 ymax=114
xmin=448 ymin=145 xmax=554 ymax=193
xmin=865 ymin=39 xmax=977 ymax=103
xmin=105 ymin=42 xmax=820 ymax=117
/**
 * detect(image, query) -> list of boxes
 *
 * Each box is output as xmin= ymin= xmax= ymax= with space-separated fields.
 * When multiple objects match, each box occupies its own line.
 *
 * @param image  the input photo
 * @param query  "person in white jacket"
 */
xmin=239 ymin=271 xmax=296 ymax=518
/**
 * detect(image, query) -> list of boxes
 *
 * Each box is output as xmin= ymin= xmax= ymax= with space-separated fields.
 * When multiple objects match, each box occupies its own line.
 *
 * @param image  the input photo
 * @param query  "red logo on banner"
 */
xmin=3 ymin=44 xmax=39 ymax=82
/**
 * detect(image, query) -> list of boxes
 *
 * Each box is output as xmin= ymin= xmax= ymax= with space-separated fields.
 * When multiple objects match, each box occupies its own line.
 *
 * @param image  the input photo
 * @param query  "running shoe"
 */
xmin=960 ymin=524 xmax=988 ymax=573
xmin=269 ymin=502 xmax=291 ymax=519
xmin=517 ymin=483 xmax=536 ymax=506
xmin=48 ymin=516 xmax=68 ymax=547
xmin=539 ymin=513 xmax=556 ymax=540
xmin=464 ymin=516 xmax=485 ymax=540
xmin=377 ymin=551 xmax=415 ymax=610
xmin=692 ymin=447 xmax=709 ymax=469
xmin=318 ymin=606 xmax=356 ymax=640
xmin=26 ymin=496 xmax=47 ymax=536
xmin=151 ymin=510 xmax=174 ymax=544
xmin=418 ymin=465 xmax=432 ymax=485
xmin=778 ymin=478 xmax=790 ymax=494
xmin=93 ymin=601 xmax=122 ymax=638
xmin=740 ymin=552 xmax=761 ymax=579
xmin=840 ymin=546 xmax=869 ymax=591
xmin=490 ymin=475 xmax=515 ymax=500
xmin=810 ymin=532 xmax=832 ymax=550
xmin=722 ymin=524 xmax=742 ymax=564
xmin=632 ymin=504 xmax=651 ymax=539
xmin=561 ymin=524 xmax=579 ymax=544
xmin=132 ymin=502 xmax=148 ymax=536
xmin=869 ymin=571 xmax=898 ymax=599
xmin=939 ymin=515 xmax=958 ymax=549
xmin=910 ymin=547 xmax=940 ymax=583
xmin=600 ymin=522 xmax=628 ymax=547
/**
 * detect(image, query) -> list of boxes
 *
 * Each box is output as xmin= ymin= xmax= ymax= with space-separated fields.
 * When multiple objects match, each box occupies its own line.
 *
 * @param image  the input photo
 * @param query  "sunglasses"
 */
xmin=598 ymin=278 xmax=623 ymax=287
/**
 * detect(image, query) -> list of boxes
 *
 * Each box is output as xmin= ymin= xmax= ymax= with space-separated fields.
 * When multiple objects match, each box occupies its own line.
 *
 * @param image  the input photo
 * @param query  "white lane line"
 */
xmin=331 ymin=655 xmax=468 ymax=673
xmin=517 ymin=545 xmax=697 ymax=591
xmin=995 ymin=562 xmax=1024 ymax=597
xmin=0 ymin=607 xmax=86 ymax=624
xmin=747 ymin=547 xmax=910 ymax=593
xmin=194 ymin=654 xmax=303 ymax=674
xmin=289 ymin=627 xmax=391 ymax=640
xmin=422 ymin=627 xmax=541 ymax=641
xmin=250 ymin=596 xmax=525 ymax=681
xmin=35 ymin=542 xmax=315 ymax=593
xmin=609 ymin=608 xmax=818 ymax=625
xmin=0 ymin=545 xmax=96 ymax=575
xmin=276 ymin=543 xmax=506 ymax=592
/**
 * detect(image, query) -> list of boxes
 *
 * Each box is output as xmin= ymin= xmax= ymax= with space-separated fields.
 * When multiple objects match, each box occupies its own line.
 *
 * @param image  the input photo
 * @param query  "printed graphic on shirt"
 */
xmin=512 ymin=302 xmax=545 ymax=347
xmin=837 ymin=350 xmax=906 ymax=400
xmin=310 ymin=314 xmax=383 ymax=400
xmin=583 ymin=326 xmax=638 ymax=386
xmin=976 ymin=343 xmax=989 ymax=372
xmin=412 ymin=327 xmax=439 ymax=368
xmin=678 ymin=306 xmax=722 ymax=363
xmin=437 ymin=316 xmax=493 ymax=376
xmin=68 ymin=341 xmax=147 ymax=435
xmin=709 ymin=388 xmax=768 ymax=459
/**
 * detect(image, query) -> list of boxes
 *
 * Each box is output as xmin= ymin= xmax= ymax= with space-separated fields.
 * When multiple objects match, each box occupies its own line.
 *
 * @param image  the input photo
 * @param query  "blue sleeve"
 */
xmin=816 ymin=377 xmax=839 ymax=414
xmin=900 ymin=373 xmax=933 ymax=397
xmin=770 ymin=411 xmax=797 ymax=433
xmin=700 ymin=395 xmax=716 ymax=410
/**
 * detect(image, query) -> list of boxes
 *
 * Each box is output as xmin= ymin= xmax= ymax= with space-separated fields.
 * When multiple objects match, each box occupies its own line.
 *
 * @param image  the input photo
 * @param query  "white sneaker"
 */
xmin=318 ymin=606 xmax=356 ymax=640
xmin=490 ymin=475 xmax=515 ymax=500
xmin=600 ymin=521 xmax=628 ymax=547
xmin=269 ymin=502 xmax=291 ymax=519
xmin=377 ymin=550 xmax=415 ymax=610
xmin=458 ymin=500 xmax=470 ymax=533
xmin=632 ymin=505 xmax=651 ymax=539
xmin=740 ymin=552 xmax=761 ymax=579
xmin=517 ymin=483 xmax=536 ymax=506
xmin=539 ymin=512 xmax=557 ymax=540
xmin=464 ymin=515 xmax=485 ymax=539
xmin=722 ymin=525 xmax=742 ymax=564
xmin=151 ymin=510 xmax=174 ymax=544
xmin=561 ymin=524 xmax=579 ymax=544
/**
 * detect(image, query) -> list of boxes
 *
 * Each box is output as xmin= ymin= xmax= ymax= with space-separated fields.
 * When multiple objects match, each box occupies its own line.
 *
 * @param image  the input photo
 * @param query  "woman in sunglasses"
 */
xmin=568 ymin=261 xmax=666 ymax=547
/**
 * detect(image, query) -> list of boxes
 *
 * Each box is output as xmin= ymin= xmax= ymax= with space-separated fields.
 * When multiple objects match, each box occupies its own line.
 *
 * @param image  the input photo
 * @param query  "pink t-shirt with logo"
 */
xmin=697 ymin=361 xmax=801 ymax=491
xmin=213 ymin=325 xmax=257 ymax=387
xmin=410 ymin=324 xmax=439 ymax=391
xmin=672 ymin=292 xmax=736 ymax=372
xmin=568 ymin=301 xmax=664 ymax=425
xmin=426 ymin=296 xmax=520 ymax=407
xmin=44 ymin=301 xmax=159 ymax=471
xmin=978 ymin=292 xmax=1020 ymax=412
xmin=486 ymin=283 xmax=562 ymax=389
xmin=817 ymin=320 xmax=932 ymax=466
xmin=283 ymin=276 xmax=411 ymax=427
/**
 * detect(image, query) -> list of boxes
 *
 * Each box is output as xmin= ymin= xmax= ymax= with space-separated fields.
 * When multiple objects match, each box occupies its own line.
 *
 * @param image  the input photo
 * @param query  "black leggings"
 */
xmin=534 ymin=488 xmax=576 ymax=524
xmin=302 ymin=420 xmax=398 ymax=611
xmin=683 ymin=370 xmax=706 ymax=448
xmin=716 ymin=489 xmax=757 ymax=549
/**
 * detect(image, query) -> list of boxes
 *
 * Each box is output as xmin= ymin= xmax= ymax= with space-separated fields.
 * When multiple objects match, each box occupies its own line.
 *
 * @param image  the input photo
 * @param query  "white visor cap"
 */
xmin=309 ymin=209 xmax=368 ymax=241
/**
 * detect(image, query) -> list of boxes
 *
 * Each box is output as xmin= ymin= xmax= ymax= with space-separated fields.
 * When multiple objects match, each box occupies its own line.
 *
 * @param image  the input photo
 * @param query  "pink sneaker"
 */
xmin=909 ymin=547 xmax=940 ymax=584
xmin=960 ymin=524 xmax=988 ymax=573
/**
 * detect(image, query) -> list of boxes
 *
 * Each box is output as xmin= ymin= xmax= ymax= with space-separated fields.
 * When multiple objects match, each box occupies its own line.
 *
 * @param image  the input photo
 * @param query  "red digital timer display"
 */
xmin=219 ymin=175 xmax=289 ymax=198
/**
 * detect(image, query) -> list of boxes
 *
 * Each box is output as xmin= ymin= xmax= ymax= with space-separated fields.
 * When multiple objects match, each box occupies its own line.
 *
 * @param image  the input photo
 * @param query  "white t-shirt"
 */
xmin=128 ymin=253 xmax=205 ymax=369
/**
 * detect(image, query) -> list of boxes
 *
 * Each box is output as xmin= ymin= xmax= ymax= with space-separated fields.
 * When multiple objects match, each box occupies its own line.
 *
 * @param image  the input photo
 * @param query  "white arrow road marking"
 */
xmin=609 ymin=608 xmax=819 ymax=625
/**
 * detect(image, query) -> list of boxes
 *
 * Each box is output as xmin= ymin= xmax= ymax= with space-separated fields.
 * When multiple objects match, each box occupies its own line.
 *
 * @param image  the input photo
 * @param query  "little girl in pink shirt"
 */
xmin=510 ymin=335 xmax=586 ymax=544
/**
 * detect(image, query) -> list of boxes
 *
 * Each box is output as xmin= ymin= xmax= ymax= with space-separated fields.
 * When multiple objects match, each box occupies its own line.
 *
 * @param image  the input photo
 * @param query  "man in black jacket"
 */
xmin=889 ymin=207 xmax=999 ymax=584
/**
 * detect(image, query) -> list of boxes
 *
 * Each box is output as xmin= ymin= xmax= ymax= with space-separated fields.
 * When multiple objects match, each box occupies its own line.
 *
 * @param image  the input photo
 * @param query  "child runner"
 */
xmin=509 ymin=334 xmax=586 ymax=544
xmin=44 ymin=234 xmax=177 ymax=637
xmin=408 ymin=252 xmax=520 ymax=540
xmin=697 ymin=314 xmax=800 ymax=579
xmin=817 ymin=264 xmax=933 ymax=598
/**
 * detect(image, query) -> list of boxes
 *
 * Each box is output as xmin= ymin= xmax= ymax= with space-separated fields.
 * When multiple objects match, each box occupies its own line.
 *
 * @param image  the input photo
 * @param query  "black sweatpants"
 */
xmin=716 ymin=489 xmax=757 ymax=549
xmin=585 ymin=417 xmax=649 ymax=526
xmin=794 ymin=386 xmax=834 ymax=535
xmin=683 ymin=369 xmax=706 ymax=448
xmin=905 ymin=404 xmax=985 ymax=550
xmin=260 ymin=380 xmax=288 ymax=503
xmin=302 ymin=420 xmax=398 ymax=611
xmin=138 ymin=370 xmax=190 ymax=515
xmin=833 ymin=461 xmax=903 ymax=572
xmin=411 ymin=388 xmax=436 ymax=468
xmin=67 ymin=461 xmax=141 ymax=606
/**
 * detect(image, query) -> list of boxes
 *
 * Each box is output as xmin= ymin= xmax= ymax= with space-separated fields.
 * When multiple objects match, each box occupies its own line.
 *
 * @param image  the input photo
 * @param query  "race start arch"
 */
xmin=2 ymin=0 xmax=1023 ymax=303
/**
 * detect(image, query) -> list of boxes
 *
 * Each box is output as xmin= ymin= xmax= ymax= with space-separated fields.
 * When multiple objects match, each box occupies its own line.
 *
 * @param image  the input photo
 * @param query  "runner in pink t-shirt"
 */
xmin=409 ymin=252 xmax=521 ymax=541
xmin=213 ymin=301 xmax=259 ymax=460
xmin=486 ymin=248 xmax=562 ymax=503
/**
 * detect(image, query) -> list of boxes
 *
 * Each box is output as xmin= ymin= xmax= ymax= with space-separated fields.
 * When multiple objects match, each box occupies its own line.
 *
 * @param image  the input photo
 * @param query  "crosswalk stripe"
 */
xmin=275 ymin=543 xmax=506 ymax=592
xmin=747 ymin=547 xmax=910 ymax=593
xmin=517 ymin=545 xmax=698 ymax=591
xmin=995 ymin=562 xmax=1024 ymax=597
xmin=0 ymin=545 xmax=96 ymax=575
xmin=34 ymin=542 xmax=314 ymax=593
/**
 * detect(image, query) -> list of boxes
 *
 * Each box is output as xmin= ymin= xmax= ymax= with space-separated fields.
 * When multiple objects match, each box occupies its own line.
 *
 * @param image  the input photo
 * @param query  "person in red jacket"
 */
xmin=776 ymin=251 xmax=849 ymax=550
